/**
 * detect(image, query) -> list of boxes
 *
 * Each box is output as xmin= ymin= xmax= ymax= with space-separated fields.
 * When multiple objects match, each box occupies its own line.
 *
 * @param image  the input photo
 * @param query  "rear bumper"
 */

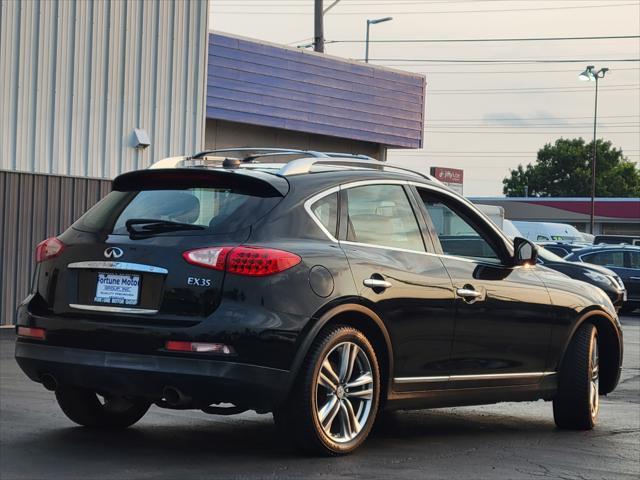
xmin=15 ymin=340 xmax=289 ymax=412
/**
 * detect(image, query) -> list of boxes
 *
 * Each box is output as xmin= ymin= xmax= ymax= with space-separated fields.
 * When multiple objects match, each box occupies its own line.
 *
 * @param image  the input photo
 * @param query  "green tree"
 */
xmin=503 ymin=138 xmax=640 ymax=197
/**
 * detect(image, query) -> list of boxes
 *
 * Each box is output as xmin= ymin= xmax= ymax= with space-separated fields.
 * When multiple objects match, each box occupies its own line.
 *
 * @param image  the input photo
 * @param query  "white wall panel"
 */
xmin=0 ymin=0 xmax=208 ymax=178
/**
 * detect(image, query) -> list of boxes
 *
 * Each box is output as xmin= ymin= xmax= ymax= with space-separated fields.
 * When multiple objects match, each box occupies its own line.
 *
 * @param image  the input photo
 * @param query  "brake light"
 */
xmin=17 ymin=326 xmax=46 ymax=340
xmin=35 ymin=237 xmax=64 ymax=263
xmin=183 ymin=246 xmax=301 ymax=276
xmin=165 ymin=341 xmax=234 ymax=354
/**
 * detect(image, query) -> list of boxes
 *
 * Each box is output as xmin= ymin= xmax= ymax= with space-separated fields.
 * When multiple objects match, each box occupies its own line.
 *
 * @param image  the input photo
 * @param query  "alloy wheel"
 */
xmin=314 ymin=341 xmax=375 ymax=443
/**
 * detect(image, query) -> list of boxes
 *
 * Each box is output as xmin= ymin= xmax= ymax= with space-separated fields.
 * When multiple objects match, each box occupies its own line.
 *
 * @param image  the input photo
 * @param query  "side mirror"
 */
xmin=513 ymin=237 xmax=538 ymax=266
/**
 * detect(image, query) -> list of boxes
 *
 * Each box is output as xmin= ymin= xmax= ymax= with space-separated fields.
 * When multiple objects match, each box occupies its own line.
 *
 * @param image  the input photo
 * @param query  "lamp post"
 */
xmin=365 ymin=17 xmax=393 ymax=63
xmin=578 ymin=65 xmax=608 ymax=235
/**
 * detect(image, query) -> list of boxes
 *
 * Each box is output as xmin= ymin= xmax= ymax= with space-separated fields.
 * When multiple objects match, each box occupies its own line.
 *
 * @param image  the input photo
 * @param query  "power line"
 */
xmin=410 ymin=67 xmax=640 ymax=75
xmin=427 ymin=83 xmax=639 ymax=92
xmin=421 ymin=130 xmax=639 ymax=134
xmin=425 ymin=115 xmax=640 ymax=121
xmin=212 ymin=2 xmax=639 ymax=15
xmin=324 ymin=34 xmax=640 ymax=44
xmin=367 ymin=58 xmax=640 ymax=64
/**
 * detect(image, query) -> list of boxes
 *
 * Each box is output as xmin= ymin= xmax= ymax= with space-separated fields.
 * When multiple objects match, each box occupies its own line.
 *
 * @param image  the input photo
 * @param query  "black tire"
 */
xmin=274 ymin=325 xmax=381 ymax=456
xmin=553 ymin=323 xmax=600 ymax=430
xmin=55 ymin=386 xmax=151 ymax=429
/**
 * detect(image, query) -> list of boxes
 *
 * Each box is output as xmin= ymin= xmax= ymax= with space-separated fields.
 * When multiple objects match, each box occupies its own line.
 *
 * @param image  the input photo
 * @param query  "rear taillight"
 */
xmin=183 ymin=246 xmax=301 ymax=276
xmin=17 ymin=326 xmax=46 ymax=340
xmin=35 ymin=237 xmax=65 ymax=263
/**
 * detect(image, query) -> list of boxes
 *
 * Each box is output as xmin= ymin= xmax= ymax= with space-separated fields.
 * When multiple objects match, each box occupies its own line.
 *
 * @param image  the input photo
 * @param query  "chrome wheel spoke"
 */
xmin=346 ymin=388 xmax=373 ymax=400
xmin=342 ymin=399 xmax=361 ymax=438
xmin=346 ymin=373 xmax=373 ymax=389
xmin=319 ymin=396 xmax=341 ymax=431
xmin=339 ymin=343 xmax=359 ymax=383
xmin=321 ymin=359 xmax=340 ymax=390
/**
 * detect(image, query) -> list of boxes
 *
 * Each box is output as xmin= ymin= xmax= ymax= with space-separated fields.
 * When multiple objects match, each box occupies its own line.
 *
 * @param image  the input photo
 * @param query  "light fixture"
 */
xmin=579 ymin=65 xmax=595 ymax=81
xmin=365 ymin=17 xmax=394 ymax=63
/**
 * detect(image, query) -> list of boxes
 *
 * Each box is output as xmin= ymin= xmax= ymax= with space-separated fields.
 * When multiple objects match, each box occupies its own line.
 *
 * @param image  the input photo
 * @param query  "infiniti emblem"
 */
xmin=104 ymin=247 xmax=124 ymax=259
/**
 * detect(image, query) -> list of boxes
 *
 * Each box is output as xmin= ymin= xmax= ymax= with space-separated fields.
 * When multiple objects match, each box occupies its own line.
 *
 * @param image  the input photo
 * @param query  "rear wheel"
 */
xmin=274 ymin=325 xmax=380 ymax=456
xmin=553 ymin=323 xmax=600 ymax=430
xmin=55 ymin=386 xmax=150 ymax=428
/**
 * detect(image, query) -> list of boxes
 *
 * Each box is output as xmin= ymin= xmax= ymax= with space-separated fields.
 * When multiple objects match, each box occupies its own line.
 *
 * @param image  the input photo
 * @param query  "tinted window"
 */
xmin=311 ymin=192 xmax=339 ymax=238
xmin=581 ymin=251 xmax=625 ymax=268
xmin=544 ymin=246 xmax=569 ymax=257
xmin=419 ymin=190 xmax=501 ymax=262
xmin=628 ymin=251 xmax=640 ymax=268
xmin=345 ymin=185 xmax=424 ymax=252
xmin=73 ymin=188 xmax=281 ymax=236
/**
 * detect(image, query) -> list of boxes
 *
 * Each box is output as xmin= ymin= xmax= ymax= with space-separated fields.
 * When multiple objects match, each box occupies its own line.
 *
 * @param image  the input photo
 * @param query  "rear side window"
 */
xmin=581 ymin=251 xmax=625 ymax=267
xmin=345 ymin=185 xmax=425 ymax=252
xmin=311 ymin=192 xmax=339 ymax=238
xmin=73 ymin=187 xmax=282 ymax=236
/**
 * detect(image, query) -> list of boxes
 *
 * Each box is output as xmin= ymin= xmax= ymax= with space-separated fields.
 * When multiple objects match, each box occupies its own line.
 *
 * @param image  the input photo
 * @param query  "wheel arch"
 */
xmin=285 ymin=303 xmax=394 ymax=406
xmin=558 ymin=309 xmax=622 ymax=395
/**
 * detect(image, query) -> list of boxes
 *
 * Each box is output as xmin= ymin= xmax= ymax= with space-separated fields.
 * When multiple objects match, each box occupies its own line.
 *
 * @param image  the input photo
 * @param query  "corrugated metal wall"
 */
xmin=0 ymin=171 xmax=112 ymax=325
xmin=0 ymin=0 xmax=208 ymax=177
xmin=207 ymin=33 xmax=425 ymax=149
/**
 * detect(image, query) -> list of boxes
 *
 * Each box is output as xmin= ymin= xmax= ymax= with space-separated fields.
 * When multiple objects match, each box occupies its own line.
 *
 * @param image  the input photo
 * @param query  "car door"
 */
xmin=413 ymin=185 xmax=554 ymax=387
xmin=334 ymin=182 xmax=456 ymax=386
xmin=624 ymin=250 xmax=640 ymax=302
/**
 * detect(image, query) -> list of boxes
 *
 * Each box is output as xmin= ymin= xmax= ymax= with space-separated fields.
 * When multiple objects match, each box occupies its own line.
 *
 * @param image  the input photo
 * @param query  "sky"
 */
xmin=208 ymin=0 xmax=640 ymax=196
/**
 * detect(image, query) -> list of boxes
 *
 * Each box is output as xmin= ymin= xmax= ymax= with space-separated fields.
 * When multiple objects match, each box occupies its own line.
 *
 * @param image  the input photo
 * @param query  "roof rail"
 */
xmin=191 ymin=148 xmax=330 ymax=160
xmin=278 ymin=156 xmax=437 ymax=183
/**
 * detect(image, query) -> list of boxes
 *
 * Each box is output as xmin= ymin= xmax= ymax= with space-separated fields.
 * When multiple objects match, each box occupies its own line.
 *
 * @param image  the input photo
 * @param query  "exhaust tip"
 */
xmin=41 ymin=373 xmax=58 ymax=391
xmin=162 ymin=386 xmax=183 ymax=406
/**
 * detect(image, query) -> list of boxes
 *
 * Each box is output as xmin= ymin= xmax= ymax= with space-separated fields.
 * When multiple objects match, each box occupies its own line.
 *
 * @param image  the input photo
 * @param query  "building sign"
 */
xmin=430 ymin=167 xmax=464 ymax=194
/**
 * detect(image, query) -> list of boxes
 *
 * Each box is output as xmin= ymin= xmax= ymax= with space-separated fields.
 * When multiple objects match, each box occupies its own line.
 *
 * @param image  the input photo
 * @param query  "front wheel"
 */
xmin=55 ymin=386 xmax=151 ymax=429
xmin=274 ymin=325 xmax=381 ymax=455
xmin=553 ymin=323 xmax=600 ymax=430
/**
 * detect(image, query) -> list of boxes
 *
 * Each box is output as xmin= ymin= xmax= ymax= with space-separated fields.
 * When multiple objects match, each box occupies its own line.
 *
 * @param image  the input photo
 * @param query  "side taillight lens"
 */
xmin=35 ymin=237 xmax=65 ymax=263
xmin=183 ymin=246 xmax=301 ymax=276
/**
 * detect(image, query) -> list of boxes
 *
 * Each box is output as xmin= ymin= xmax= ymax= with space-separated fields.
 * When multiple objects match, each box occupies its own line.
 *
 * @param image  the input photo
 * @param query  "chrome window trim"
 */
xmin=67 ymin=261 xmax=168 ymax=274
xmin=303 ymin=186 xmax=341 ymax=243
xmin=69 ymin=304 xmax=158 ymax=315
xmin=394 ymin=371 xmax=556 ymax=384
xmin=303 ymin=179 xmax=515 ymax=265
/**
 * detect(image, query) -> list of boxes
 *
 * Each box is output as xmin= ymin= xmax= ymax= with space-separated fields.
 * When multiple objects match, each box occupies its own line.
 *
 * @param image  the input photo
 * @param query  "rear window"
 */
xmin=73 ymin=187 xmax=282 ymax=236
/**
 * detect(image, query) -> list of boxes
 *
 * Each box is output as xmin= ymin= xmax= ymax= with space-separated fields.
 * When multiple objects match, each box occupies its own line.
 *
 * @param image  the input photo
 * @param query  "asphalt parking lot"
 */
xmin=1 ymin=314 xmax=638 ymax=480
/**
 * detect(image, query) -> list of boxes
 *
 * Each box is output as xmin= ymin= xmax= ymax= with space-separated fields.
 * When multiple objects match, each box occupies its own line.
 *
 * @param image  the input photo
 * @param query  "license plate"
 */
xmin=94 ymin=273 xmax=141 ymax=305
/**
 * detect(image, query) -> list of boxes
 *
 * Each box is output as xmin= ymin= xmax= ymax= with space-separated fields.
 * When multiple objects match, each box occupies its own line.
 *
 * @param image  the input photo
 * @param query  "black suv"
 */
xmin=15 ymin=149 xmax=623 ymax=455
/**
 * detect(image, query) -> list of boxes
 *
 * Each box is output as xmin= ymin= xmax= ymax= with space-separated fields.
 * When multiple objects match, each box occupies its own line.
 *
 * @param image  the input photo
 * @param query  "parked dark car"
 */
xmin=537 ymin=241 xmax=590 ymax=258
xmin=15 ymin=149 xmax=623 ymax=455
xmin=536 ymin=247 xmax=626 ymax=310
xmin=565 ymin=245 xmax=640 ymax=314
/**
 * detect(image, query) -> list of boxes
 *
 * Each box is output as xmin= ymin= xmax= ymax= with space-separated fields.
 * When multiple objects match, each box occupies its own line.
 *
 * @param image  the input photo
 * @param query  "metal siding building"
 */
xmin=0 ymin=0 xmax=208 ymax=325
xmin=0 ymin=0 xmax=208 ymax=176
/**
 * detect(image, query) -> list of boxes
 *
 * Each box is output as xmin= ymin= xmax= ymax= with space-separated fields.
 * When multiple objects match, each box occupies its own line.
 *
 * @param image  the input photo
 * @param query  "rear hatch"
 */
xmin=34 ymin=168 xmax=287 ymax=326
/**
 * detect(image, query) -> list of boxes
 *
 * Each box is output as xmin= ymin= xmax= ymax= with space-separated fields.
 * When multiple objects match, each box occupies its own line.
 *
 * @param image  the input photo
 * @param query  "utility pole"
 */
xmin=314 ymin=0 xmax=324 ymax=52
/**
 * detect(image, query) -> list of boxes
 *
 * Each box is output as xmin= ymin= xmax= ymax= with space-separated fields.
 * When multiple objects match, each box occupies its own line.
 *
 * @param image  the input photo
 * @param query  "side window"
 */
xmin=311 ymin=192 xmax=339 ymax=238
xmin=582 ymin=251 xmax=624 ymax=267
xmin=418 ymin=189 xmax=501 ymax=262
xmin=628 ymin=251 xmax=640 ymax=269
xmin=345 ymin=185 xmax=425 ymax=252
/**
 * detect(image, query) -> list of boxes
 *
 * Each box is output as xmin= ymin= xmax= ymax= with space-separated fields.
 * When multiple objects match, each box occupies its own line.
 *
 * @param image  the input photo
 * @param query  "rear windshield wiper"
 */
xmin=125 ymin=218 xmax=206 ymax=237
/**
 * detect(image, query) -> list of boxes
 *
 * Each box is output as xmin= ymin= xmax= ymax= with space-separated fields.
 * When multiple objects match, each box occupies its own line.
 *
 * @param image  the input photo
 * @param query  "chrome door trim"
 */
xmin=69 ymin=304 xmax=159 ymax=315
xmin=363 ymin=278 xmax=392 ymax=289
xmin=394 ymin=371 xmax=556 ymax=384
xmin=67 ymin=261 xmax=168 ymax=274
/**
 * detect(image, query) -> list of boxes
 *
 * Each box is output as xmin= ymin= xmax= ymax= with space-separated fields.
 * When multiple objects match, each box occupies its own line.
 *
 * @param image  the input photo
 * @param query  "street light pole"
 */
xmin=365 ymin=17 xmax=393 ymax=63
xmin=579 ymin=65 xmax=609 ymax=234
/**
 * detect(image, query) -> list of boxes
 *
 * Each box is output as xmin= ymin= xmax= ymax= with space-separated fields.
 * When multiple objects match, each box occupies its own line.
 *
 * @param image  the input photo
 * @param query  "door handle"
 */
xmin=363 ymin=278 xmax=392 ymax=289
xmin=456 ymin=287 xmax=482 ymax=302
xmin=629 ymin=277 xmax=640 ymax=281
